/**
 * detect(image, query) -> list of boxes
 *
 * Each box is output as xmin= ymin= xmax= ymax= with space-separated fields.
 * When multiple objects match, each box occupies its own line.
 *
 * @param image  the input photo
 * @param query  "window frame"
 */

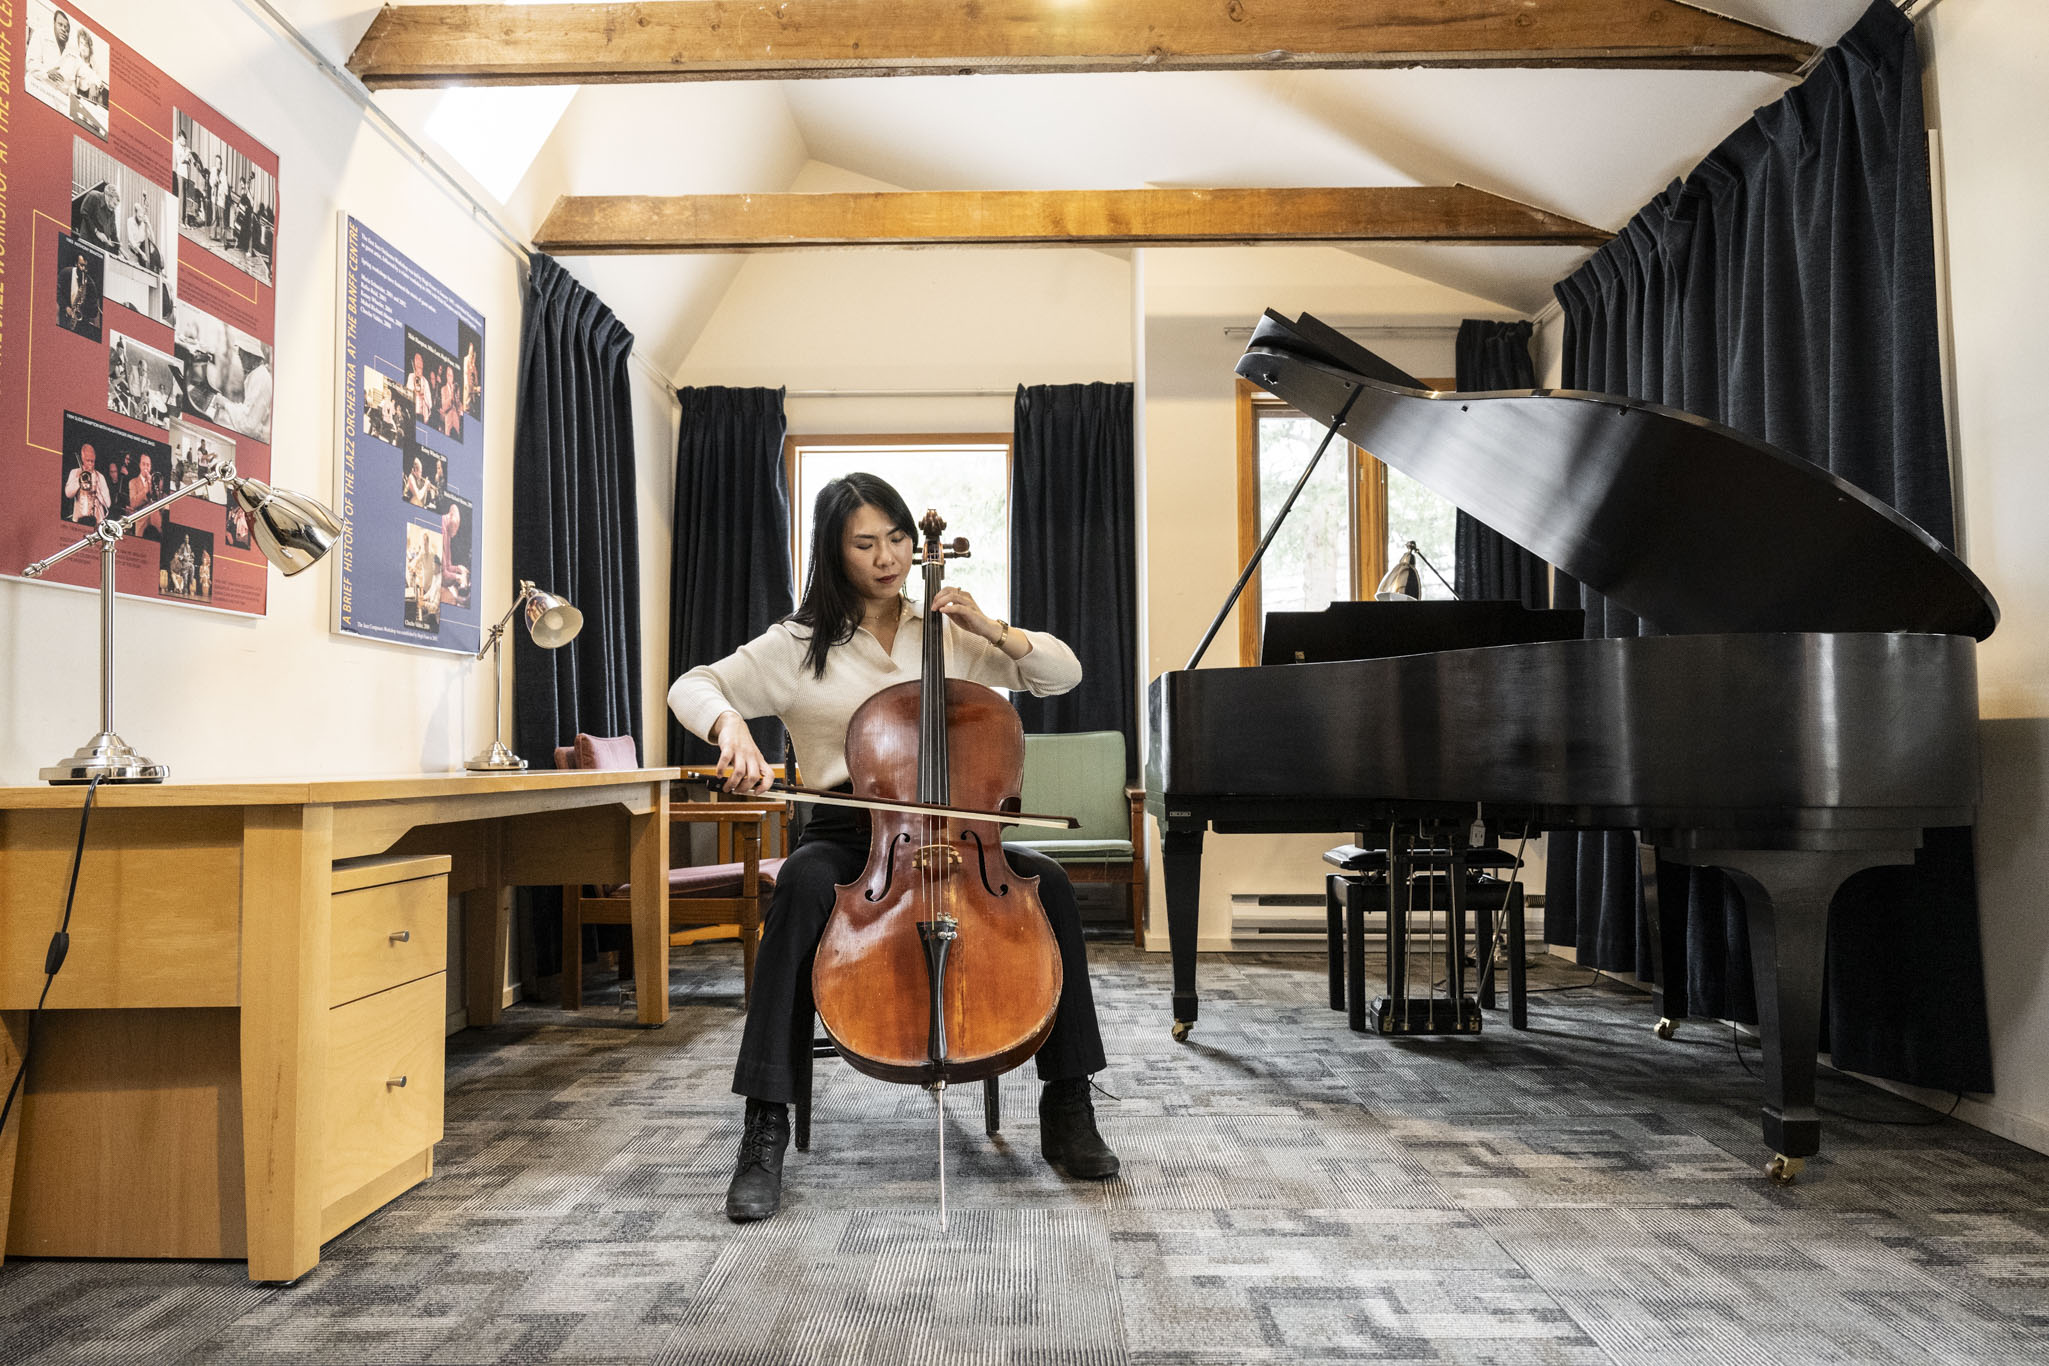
xmin=1232 ymin=377 xmax=1451 ymax=666
xmin=783 ymin=431 xmax=1015 ymax=600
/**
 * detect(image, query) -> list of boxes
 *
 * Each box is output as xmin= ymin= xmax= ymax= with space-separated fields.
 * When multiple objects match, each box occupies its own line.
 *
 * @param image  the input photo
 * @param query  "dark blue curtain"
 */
xmin=1451 ymin=320 xmax=1547 ymax=607
xmin=1011 ymin=383 xmax=1138 ymax=776
xmin=668 ymin=387 xmax=793 ymax=768
xmin=513 ymin=253 xmax=642 ymax=766
xmin=1544 ymin=1 xmax=1992 ymax=1092
xmin=511 ymin=253 xmax=642 ymax=980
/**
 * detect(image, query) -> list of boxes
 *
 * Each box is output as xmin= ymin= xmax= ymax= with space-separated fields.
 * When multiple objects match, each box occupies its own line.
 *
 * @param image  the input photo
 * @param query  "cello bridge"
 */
xmin=912 ymin=843 xmax=963 ymax=871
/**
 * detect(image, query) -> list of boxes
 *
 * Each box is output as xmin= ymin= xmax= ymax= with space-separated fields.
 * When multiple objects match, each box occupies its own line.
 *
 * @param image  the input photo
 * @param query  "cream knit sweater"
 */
xmin=666 ymin=601 xmax=1082 ymax=788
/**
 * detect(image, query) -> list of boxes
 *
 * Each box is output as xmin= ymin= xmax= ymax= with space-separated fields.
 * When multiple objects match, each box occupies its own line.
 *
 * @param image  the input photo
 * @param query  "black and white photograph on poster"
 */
xmin=362 ymin=366 xmax=414 ymax=447
xmin=159 ymin=523 xmax=215 ymax=602
xmin=60 ymin=412 xmax=169 ymax=529
xmin=55 ymin=235 xmax=104 ymax=341
xmin=225 ymin=500 xmax=254 ymax=549
xmin=173 ymin=298 xmax=274 ymax=444
xmin=402 ymin=522 xmax=444 ymax=633
xmin=168 ymin=419 xmax=234 ymax=504
xmin=437 ymin=493 xmax=472 ymax=609
xmin=174 ymin=109 xmax=278 ymax=287
xmin=456 ymin=321 xmax=484 ymax=420
xmin=107 ymin=331 xmax=180 ymax=429
xmin=24 ymin=3 xmax=112 ymax=140
xmin=402 ymin=327 xmax=464 ymax=441
xmin=71 ymin=137 xmax=177 ymax=325
xmin=401 ymin=447 xmax=446 ymax=509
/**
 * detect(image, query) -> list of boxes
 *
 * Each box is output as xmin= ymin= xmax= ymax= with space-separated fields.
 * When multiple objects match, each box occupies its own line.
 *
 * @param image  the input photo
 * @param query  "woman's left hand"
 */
xmin=929 ymin=586 xmax=1002 ymax=644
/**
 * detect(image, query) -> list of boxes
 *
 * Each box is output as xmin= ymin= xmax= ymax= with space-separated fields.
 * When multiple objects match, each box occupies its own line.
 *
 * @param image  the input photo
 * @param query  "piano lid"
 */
xmin=1237 ymin=311 xmax=1998 ymax=641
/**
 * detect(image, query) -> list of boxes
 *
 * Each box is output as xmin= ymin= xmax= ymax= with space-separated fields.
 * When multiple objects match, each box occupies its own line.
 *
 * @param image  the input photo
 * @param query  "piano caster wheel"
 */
xmin=1653 ymin=1018 xmax=1677 ymax=1041
xmin=1171 ymin=1019 xmax=1193 ymax=1043
xmin=1765 ymin=1154 xmax=1805 ymax=1184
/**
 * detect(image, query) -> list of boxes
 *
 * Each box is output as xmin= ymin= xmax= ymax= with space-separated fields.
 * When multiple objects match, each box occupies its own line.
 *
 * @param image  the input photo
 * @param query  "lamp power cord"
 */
xmin=0 ymin=775 xmax=102 ymax=1136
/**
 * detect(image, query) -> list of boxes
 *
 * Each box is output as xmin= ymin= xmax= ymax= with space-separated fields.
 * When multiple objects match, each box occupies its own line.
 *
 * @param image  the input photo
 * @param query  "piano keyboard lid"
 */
xmin=1237 ymin=310 xmax=1998 ymax=642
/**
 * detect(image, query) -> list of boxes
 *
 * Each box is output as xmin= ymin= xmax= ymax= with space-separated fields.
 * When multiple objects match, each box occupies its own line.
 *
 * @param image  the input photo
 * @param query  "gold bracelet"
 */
xmin=989 ymin=618 xmax=1010 ymax=645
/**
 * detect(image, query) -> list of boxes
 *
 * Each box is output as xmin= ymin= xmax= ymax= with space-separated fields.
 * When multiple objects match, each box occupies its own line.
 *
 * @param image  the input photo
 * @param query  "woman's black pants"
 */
xmin=730 ymin=831 xmax=1109 ymax=1103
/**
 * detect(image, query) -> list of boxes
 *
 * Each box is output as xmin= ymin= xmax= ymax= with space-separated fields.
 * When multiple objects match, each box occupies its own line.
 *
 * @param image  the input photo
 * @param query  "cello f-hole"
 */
xmin=866 ymin=831 xmax=913 ymax=901
xmin=961 ymin=829 xmax=1010 ymax=898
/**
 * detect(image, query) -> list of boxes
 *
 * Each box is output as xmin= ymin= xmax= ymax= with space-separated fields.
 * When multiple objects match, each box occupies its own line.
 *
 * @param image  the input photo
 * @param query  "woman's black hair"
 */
xmin=789 ymin=472 xmax=918 ymax=678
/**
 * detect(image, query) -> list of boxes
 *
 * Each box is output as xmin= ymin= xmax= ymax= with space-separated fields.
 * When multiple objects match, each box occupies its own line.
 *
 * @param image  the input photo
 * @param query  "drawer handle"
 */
xmin=387 ymin=1075 xmax=408 ymax=1088
xmin=389 ymin=930 xmax=411 ymax=943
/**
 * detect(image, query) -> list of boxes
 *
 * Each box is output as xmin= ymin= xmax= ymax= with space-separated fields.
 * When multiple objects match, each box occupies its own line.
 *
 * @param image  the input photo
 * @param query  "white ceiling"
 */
xmin=277 ymin=0 xmax=1879 ymax=377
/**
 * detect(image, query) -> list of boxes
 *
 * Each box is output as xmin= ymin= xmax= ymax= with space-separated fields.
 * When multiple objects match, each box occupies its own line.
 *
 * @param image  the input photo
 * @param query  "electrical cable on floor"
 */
xmin=1729 ymin=1022 xmax=1964 ymax=1126
xmin=0 ymin=775 xmax=103 ymax=1135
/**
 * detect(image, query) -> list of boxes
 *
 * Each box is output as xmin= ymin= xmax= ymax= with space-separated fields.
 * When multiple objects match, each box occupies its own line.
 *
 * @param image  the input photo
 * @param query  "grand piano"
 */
xmin=1147 ymin=310 xmax=1998 ymax=1179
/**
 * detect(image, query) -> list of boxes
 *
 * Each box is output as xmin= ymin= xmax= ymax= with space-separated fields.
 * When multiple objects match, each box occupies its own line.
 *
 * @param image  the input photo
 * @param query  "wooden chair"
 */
xmin=1011 ymin=730 xmax=1149 ymax=946
xmin=555 ymin=733 xmax=786 ymax=1009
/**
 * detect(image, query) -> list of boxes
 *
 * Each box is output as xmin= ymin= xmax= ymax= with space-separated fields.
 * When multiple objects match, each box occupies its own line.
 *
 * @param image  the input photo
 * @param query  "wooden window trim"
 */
xmin=1232 ymin=379 xmax=1451 ymax=665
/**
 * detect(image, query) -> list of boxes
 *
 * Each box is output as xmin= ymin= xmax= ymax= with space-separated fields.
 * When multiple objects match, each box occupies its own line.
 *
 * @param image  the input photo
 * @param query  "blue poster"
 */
xmin=335 ymin=215 xmax=483 ymax=653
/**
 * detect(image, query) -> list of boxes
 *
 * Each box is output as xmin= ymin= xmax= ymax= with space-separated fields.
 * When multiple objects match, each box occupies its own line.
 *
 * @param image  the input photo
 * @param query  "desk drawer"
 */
xmin=330 ymin=872 xmax=447 ymax=1007
xmin=321 ymin=973 xmax=445 ymax=1210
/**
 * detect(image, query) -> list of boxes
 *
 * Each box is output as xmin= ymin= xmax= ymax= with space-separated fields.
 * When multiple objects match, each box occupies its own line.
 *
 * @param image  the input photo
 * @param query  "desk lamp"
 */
xmin=22 ymin=459 xmax=341 ymax=784
xmin=465 ymin=580 xmax=582 ymax=771
xmin=1374 ymin=540 xmax=1459 ymax=601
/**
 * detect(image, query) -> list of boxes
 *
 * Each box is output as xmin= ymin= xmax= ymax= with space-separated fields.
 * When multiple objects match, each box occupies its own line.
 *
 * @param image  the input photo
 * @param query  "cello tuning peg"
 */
xmin=949 ymin=537 xmax=971 ymax=557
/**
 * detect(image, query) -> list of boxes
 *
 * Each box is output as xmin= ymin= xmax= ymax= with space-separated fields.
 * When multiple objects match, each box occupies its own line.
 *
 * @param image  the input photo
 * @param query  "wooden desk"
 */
xmin=0 ymin=769 xmax=676 ymax=1282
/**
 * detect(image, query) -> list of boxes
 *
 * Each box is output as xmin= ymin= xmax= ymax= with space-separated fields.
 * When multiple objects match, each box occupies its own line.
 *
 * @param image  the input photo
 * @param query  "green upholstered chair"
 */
xmin=1014 ymin=730 xmax=1148 ymax=946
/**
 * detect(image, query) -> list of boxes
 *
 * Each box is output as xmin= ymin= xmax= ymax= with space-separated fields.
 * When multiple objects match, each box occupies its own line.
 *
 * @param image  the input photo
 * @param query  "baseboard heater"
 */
xmin=1229 ymin=890 xmax=1546 ymax=952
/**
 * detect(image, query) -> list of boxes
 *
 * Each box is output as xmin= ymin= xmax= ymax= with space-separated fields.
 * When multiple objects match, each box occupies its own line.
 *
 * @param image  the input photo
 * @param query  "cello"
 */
xmin=809 ymin=509 xmax=1065 ymax=1219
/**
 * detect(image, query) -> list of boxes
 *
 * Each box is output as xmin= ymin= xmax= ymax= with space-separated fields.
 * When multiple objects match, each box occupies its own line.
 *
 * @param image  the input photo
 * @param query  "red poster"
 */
xmin=0 ymin=1 xmax=280 ymax=615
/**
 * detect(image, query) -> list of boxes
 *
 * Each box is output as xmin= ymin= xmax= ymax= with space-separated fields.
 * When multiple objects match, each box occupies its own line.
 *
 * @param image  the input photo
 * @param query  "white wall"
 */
xmin=0 ymin=1 xmax=676 ymax=786
xmin=677 ymin=162 xmax=1134 ymax=439
xmin=1917 ymin=1 xmax=2049 ymax=1153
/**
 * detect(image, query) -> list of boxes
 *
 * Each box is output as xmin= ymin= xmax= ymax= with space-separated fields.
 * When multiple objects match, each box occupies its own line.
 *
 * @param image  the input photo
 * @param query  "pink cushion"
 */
xmin=615 ymin=857 xmax=783 ymax=899
xmin=575 ymin=733 xmax=639 ymax=771
xmin=554 ymin=745 xmax=578 ymax=770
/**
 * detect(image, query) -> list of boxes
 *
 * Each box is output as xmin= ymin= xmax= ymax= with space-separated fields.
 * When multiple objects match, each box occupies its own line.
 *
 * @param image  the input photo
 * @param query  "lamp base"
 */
xmin=41 ymin=731 xmax=170 ymax=784
xmin=464 ymin=740 xmax=530 ymax=772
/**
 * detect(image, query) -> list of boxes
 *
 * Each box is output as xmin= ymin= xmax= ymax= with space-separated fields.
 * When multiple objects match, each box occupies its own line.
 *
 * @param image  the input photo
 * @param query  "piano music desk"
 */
xmin=0 ymin=769 xmax=675 ymax=1282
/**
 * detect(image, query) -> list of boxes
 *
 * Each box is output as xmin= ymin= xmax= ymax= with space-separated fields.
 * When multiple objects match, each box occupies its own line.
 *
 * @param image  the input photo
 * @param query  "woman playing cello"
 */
xmin=669 ymin=472 xmax=1119 ymax=1222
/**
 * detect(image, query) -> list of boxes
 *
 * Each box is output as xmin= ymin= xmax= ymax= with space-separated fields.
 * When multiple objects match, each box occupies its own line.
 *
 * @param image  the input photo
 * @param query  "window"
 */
xmin=1234 ymin=380 xmax=1458 ymax=664
xmin=786 ymin=435 xmax=1012 ymax=616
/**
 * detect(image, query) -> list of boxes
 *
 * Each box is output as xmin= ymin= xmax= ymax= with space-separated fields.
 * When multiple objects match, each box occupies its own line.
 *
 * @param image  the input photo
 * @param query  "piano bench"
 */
xmin=1323 ymin=870 xmax=1528 ymax=1034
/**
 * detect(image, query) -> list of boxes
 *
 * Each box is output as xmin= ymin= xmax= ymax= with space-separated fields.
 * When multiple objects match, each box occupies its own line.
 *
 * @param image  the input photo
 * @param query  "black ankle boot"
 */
xmin=1040 ymin=1077 xmax=1119 ymax=1179
xmin=726 ymin=1099 xmax=791 ymax=1222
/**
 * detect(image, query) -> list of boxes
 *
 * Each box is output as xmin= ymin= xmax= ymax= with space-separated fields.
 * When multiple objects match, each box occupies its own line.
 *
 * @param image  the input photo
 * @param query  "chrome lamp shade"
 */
xmin=523 ymin=589 xmax=583 ymax=649
xmin=233 ymin=479 xmax=343 ymax=575
xmin=1375 ymin=542 xmax=1425 ymax=601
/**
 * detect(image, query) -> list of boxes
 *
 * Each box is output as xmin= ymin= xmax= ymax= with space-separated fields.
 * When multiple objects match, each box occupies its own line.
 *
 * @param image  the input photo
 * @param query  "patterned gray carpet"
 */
xmin=5 ymin=945 xmax=2049 ymax=1365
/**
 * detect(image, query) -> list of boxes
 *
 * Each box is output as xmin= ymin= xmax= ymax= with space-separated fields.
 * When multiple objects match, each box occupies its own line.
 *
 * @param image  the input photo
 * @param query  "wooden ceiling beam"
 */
xmin=531 ymin=186 xmax=1613 ymax=254
xmin=349 ymin=1 xmax=1817 ymax=89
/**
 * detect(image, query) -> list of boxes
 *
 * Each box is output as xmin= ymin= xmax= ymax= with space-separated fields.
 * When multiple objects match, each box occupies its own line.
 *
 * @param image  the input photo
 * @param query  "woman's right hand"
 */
xmin=713 ymin=711 xmax=773 ymax=794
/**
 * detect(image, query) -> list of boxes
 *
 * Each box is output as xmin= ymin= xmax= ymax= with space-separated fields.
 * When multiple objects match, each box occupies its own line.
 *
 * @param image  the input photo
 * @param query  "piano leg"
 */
xmin=1325 ymin=874 xmax=1346 ymax=1013
xmin=1162 ymin=827 xmax=1205 ymax=1041
xmin=1345 ymin=880 xmax=1369 ymax=1033
xmin=1507 ymin=882 xmax=1527 ymax=1031
xmin=1671 ymin=844 xmax=1916 ymax=1181
xmin=1639 ymin=842 xmax=1687 ymax=1041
